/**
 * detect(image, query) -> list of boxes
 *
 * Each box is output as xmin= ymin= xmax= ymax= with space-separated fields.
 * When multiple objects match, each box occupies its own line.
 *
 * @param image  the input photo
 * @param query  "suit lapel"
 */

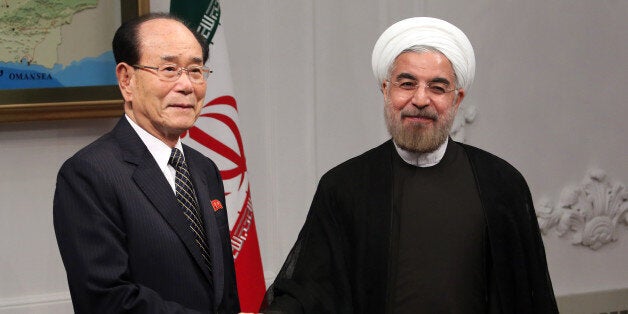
xmin=185 ymin=146 xmax=226 ymax=308
xmin=133 ymin=160 xmax=214 ymax=282
xmin=114 ymin=118 xmax=213 ymax=283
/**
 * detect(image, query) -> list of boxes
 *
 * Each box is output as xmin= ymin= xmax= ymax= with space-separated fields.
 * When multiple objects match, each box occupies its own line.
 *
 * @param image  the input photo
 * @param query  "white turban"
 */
xmin=372 ymin=17 xmax=475 ymax=92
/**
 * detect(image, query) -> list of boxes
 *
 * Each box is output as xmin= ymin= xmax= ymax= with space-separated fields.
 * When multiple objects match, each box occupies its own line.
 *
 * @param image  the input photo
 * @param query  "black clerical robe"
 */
xmin=263 ymin=140 xmax=557 ymax=314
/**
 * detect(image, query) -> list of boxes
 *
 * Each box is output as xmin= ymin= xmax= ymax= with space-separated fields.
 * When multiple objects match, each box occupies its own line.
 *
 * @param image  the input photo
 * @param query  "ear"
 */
xmin=116 ymin=63 xmax=134 ymax=103
xmin=453 ymin=88 xmax=466 ymax=111
xmin=380 ymin=80 xmax=389 ymax=102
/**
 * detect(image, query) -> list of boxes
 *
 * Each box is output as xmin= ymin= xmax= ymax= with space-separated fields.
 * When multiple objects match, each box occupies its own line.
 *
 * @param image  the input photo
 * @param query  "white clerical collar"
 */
xmin=393 ymin=139 xmax=448 ymax=167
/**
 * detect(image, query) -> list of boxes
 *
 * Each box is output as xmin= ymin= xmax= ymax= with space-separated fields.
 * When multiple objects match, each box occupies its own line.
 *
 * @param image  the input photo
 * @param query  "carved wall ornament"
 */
xmin=536 ymin=169 xmax=628 ymax=250
xmin=450 ymin=104 xmax=477 ymax=143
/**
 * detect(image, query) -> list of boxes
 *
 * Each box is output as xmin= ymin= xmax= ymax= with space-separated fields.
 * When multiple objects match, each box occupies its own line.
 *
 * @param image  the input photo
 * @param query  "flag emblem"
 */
xmin=211 ymin=199 xmax=223 ymax=211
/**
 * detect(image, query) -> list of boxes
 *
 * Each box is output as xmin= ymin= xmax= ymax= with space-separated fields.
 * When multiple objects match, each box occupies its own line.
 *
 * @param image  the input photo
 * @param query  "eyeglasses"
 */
xmin=132 ymin=64 xmax=212 ymax=84
xmin=387 ymin=79 xmax=458 ymax=97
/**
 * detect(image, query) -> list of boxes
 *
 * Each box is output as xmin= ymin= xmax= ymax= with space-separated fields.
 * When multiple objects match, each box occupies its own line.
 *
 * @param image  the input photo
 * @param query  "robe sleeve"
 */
xmin=521 ymin=181 xmax=559 ymax=313
xmin=261 ymin=177 xmax=354 ymax=314
xmin=464 ymin=143 xmax=559 ymax=313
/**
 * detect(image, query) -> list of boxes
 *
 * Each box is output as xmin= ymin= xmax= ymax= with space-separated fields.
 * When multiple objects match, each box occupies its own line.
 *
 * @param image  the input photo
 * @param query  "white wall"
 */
xmin=0 ymin=119 xmax=116 ymax=311
xmin=1 ymin=0 xmax=626 ymax=312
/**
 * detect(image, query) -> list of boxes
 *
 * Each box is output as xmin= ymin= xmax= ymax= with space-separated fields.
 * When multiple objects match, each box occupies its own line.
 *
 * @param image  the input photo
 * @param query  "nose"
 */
xmin=411 ymin=84 xmax=430 ymax=108
xmin=174 ymin=69 xmax=194 ymax=94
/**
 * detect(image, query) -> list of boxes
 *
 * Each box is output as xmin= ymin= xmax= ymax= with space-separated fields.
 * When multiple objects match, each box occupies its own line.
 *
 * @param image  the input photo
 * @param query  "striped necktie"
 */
xmin=168 ymin=148 xmax=212 ymax=274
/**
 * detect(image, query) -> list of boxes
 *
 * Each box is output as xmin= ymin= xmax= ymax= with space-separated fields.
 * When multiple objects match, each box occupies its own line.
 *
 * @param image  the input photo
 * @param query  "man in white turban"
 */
xmin=263 ymin=17 xmax=557 ymax=314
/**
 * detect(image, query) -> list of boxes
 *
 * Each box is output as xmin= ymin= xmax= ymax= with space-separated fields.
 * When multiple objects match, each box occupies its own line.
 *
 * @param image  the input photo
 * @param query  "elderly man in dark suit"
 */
xmin=53 ymin=13 xmax=239 ymax=313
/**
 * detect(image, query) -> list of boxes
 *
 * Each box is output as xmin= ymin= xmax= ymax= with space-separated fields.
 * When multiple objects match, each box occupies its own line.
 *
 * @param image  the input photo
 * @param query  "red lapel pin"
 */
xmin=211 ymin=199 xmax=223 ymax=212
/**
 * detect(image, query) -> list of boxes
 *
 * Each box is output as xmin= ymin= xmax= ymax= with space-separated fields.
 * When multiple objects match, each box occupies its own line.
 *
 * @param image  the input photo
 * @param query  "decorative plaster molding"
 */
xmin=450 ymin=104 xmax=477 ymax=143
xmin=536 ymin=169 xmax=628 ymax=250
xmin=557 ymin=288 xmax=628 ymax=313
xmin=0 ymin=291 xmax=70 ymax=309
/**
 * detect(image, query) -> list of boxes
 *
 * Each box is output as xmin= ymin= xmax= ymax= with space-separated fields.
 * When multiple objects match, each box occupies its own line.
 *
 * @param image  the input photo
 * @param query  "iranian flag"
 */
xmin=169 ymin=0 xmax=266 ymax=311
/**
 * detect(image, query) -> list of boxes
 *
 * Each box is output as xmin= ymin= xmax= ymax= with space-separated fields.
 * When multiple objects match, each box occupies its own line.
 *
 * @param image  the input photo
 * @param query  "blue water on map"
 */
xmin=0 ymin=51 xmax=117 ymax=90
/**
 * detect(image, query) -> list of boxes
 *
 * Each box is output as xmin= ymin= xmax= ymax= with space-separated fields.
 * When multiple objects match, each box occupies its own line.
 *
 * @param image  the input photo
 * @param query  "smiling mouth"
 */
xmin=402 ymin=114 xmax=437 ymax=123
xmin=169 ymin=103 xmax=195 ymax=109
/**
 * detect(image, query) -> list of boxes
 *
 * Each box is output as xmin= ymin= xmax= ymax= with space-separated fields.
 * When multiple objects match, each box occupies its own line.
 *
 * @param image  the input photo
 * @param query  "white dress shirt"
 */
xmin=126 ymin=115 xmax=183 ymax=193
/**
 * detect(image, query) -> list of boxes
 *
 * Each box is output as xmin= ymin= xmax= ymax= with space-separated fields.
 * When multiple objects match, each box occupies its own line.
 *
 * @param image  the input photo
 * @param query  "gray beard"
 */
xmin=384 ymin=101 xmax=456 ymax=153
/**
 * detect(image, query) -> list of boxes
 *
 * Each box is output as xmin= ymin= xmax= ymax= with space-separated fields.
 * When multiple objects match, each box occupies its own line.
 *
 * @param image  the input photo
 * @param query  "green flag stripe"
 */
xmin=170 ymin=0 xmax=220 ymax=43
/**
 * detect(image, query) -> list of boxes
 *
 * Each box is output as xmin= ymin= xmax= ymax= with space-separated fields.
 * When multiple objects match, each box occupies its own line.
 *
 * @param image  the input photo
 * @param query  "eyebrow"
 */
xmin=160 ymin=55 xmax=204 ymax=63
xmin=395 ymin=72 xmax=417 ymax=81
xmin=429 ymin=77 xmax=452 ymax=86
xmin=395 ymin=72 xmax=452 ymax=86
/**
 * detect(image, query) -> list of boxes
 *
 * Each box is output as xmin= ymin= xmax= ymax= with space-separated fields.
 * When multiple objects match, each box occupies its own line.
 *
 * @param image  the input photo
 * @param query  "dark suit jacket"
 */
xmin=54 ymin=117 xmax=240 ymax=313
xmin=264 ymin=140 xmax=557 ymax=314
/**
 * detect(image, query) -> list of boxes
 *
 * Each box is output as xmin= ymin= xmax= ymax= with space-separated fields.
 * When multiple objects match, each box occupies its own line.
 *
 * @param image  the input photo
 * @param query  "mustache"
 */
xmin=400 ymin=107 xmax=438 ymax=120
